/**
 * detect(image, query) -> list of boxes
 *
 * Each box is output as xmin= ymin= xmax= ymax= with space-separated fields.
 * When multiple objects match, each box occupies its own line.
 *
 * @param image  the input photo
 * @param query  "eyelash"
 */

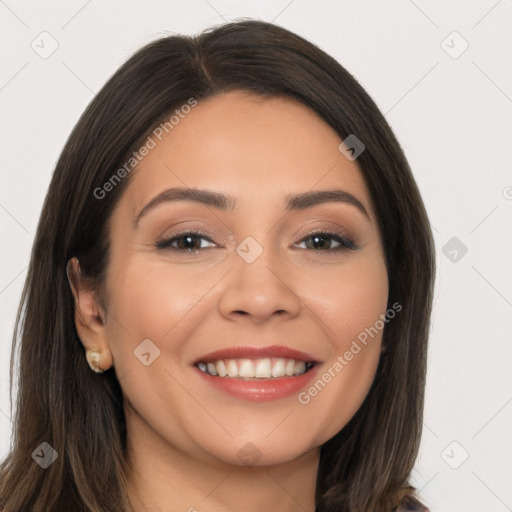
xmin=154 ymin=229 xmax=357 ymax=254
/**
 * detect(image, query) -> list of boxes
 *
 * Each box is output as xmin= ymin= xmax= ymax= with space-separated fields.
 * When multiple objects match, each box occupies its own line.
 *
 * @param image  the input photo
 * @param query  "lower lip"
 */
xmin=193 ymin=364 xmax=320 ymax=402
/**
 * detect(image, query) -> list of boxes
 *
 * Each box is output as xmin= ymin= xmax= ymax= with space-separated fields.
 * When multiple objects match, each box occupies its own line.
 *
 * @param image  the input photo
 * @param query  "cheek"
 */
xmin=114 ymin=257 xmax=207 ymax=319
xmin=294 ymin=254 xmax=388 ymax=441
xmin=104 ymin=260 xmax=205 ymax=369
xmin=302 ymin=251 xmax=389 ymax=341
xmin=103 ymin=261 xmax=208 ymax=443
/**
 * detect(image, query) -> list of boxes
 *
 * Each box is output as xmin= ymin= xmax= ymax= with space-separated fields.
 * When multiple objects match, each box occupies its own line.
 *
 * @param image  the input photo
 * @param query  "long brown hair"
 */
xmin=0 ymin=19 xmax=435 ymax=511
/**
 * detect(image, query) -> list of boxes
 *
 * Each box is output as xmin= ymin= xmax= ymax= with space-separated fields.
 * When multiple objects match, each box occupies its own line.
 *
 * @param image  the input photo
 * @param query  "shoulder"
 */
xmin=396 ymin=493 xmax=430 ymax=511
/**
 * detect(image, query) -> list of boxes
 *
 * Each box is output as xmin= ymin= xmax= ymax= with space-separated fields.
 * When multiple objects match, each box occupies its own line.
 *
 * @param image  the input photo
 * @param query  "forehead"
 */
xmin=118 ymin=90 xmax=375 ymax=221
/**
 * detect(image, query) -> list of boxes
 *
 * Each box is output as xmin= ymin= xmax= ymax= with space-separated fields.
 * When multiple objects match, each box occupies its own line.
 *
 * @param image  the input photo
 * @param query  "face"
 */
xmin=98 ymin=90 xmax=388 ymax=467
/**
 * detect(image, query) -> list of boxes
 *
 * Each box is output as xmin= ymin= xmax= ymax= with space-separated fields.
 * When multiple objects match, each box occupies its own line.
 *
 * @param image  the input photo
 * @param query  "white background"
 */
xmin=1 ymin=1 xmax=512 ymax=510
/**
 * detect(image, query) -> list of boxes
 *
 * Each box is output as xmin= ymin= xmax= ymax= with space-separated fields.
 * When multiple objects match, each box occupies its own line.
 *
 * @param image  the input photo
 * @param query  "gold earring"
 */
xmin=86 ymin=350 xmax=105 ymax=373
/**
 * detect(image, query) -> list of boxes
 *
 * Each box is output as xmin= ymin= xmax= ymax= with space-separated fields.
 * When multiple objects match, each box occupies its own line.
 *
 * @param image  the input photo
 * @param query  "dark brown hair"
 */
xmin=0 ymin=19 xmax=435 ymax=512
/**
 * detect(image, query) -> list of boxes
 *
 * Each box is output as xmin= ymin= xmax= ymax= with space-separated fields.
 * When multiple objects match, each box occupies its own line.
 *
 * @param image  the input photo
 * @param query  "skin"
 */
xmin=69 ymin=90 xmax=389 ymax=512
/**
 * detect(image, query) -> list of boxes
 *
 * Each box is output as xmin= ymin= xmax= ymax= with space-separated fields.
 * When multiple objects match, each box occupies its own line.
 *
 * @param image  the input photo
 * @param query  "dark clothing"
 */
xmin=397 ymin=493 xmax=430 ymax=511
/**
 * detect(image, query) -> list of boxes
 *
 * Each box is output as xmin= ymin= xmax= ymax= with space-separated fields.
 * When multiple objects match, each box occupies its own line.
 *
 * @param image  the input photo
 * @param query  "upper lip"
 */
xmin=193 ymin=345 xmax=321 ymax=365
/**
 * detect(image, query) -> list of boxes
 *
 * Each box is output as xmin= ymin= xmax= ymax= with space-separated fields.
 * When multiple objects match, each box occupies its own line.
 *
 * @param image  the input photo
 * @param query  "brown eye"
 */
xmin=155 ymin=231 xmax=216 ymax=252
xmin=296 ymin=231 xmax=357 ymax=252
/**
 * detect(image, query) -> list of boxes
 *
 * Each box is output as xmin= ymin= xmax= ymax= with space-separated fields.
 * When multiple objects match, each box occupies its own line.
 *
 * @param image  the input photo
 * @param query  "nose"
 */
xmin=217 ymin=241 xmax=302 ymax=325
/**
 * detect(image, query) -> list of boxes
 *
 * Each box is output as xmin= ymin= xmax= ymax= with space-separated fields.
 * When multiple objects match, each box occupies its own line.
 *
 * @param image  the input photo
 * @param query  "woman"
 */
xmin=0 ymin=19 xmax=435 ymax=511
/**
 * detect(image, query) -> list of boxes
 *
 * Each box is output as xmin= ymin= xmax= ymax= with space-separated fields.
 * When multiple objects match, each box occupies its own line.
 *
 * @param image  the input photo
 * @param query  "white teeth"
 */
xmin=294 ymin=361 xmax=306 ymax=375
xmin=238 ymin=359 xmax=255 ymax=378
xmin=216 ymin=360 xmax=227 ymax=377
xmin=254 ymin=359 xmax=272 ymax=378
xmin=271 ymin=359 xmax=286 ymax=377
xmin=227 ymin=360 xmax=238 ymax=377
xmin=206 ymin=362 xmax=217 ymax=376
xmin=197 ymin=357 xmax=313 ymax=379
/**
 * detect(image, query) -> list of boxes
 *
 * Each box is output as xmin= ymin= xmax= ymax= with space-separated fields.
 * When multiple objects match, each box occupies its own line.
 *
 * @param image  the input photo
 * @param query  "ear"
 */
xmin=66 ymin=257 xmax=113 ymax=372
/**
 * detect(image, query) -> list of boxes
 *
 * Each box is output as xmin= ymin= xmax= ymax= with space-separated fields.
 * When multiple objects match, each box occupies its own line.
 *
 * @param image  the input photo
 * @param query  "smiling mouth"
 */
xmin=195 ymin=357 xmax=316 ymax=380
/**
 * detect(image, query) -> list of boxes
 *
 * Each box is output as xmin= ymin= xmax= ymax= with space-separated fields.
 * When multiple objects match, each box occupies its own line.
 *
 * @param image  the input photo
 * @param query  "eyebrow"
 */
xmin=133 ymin=187 xmax=370 ymax=228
